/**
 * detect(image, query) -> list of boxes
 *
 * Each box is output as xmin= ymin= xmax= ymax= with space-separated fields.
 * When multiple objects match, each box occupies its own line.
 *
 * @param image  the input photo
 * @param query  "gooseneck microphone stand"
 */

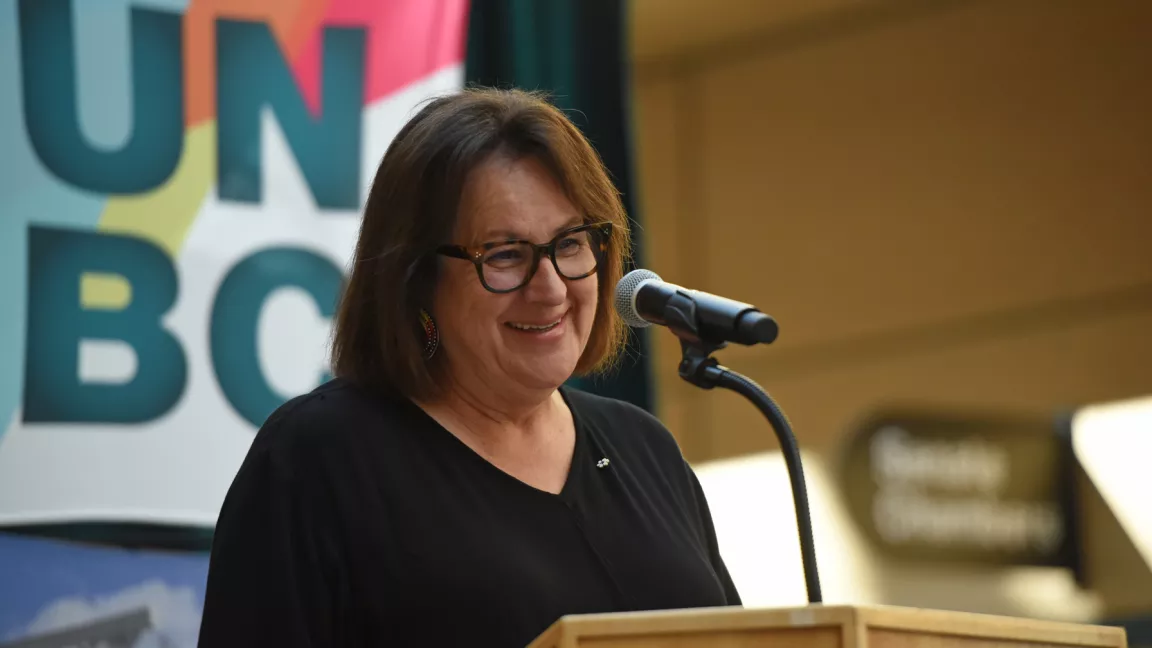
xmin=661 ymin=291 xmax=823 ymax=605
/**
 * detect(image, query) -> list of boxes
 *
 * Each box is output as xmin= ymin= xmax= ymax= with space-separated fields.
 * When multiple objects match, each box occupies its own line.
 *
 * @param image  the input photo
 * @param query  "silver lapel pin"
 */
xmin=596 ymin=457 xmax=610 ymax=469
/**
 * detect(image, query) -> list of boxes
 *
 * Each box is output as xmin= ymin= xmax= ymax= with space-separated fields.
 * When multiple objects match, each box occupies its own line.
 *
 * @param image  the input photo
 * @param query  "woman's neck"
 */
xmin=417 ymin=376 xmax=568 ymax=447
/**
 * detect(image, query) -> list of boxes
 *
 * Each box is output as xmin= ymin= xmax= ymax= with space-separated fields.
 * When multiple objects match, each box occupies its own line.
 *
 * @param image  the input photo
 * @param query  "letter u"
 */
xmin=18 ymin=0 xmax=184 ymax=194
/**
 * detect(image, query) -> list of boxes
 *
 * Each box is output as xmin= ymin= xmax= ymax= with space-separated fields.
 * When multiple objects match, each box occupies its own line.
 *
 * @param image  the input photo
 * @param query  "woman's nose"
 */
xmin=522 ymin=255 xmax=567 ymax=303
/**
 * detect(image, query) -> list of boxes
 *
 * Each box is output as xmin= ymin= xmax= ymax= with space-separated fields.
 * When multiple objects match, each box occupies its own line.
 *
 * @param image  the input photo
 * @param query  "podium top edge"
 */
xmin=529 ymin=604 xmax=1126 ymax=647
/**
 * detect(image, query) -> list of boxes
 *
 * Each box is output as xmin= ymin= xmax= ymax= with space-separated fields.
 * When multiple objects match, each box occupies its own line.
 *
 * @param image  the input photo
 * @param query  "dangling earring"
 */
xmin=419 ymin=309 xmax=439 ymax=359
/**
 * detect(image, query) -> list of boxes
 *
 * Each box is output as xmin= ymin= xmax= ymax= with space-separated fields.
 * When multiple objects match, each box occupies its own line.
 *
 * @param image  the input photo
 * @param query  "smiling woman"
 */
xmin=197 ymin=88 xmax=741 ymax=648
xmin=331 ymin=88 xmax=633 ymax=403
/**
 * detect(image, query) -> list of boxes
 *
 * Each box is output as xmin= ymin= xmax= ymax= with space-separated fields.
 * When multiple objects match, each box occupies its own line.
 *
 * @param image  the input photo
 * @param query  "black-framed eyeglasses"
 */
xmin=435 ymin=222 xmax=612 ymax=294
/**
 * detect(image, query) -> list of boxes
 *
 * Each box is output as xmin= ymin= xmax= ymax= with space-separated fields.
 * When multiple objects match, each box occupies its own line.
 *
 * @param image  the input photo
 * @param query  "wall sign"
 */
xmin=837 ymin=410 xmax=1077 ymax=568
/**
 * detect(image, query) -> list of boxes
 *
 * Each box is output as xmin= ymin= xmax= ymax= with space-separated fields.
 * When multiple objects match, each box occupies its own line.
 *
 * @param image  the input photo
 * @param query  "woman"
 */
xmin=197 ymin=88 xmax=740 ymax=648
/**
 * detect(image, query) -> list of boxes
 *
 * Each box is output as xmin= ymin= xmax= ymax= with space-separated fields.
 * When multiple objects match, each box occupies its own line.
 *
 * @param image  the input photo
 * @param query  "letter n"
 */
xmin=216 ymin=19 xmax=365 ymax=210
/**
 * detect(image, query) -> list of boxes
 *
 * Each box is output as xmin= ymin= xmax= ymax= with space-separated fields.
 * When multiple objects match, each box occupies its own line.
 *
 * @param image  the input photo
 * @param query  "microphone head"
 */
xmin=614 ymin=269 xmax=662 ymax=328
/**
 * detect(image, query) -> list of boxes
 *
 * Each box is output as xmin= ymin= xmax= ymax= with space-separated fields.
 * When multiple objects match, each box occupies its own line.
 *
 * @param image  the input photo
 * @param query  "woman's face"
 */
xmin=431 ymin=155 xmax=599 ymax=398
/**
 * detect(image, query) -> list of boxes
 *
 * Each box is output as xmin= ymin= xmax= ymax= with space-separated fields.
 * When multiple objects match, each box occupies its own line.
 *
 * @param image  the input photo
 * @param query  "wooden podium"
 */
xmin=526 ymin=604 xmax=1127 ymax=648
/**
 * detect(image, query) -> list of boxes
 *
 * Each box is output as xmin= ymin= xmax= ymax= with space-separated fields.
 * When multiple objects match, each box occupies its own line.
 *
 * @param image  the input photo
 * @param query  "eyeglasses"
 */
xmin=436 ymin=222 xmax=612 ymax=294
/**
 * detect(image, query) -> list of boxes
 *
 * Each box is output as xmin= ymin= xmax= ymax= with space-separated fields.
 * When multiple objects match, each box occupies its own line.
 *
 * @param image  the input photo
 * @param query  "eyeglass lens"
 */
xmin=479 ymin=228 xmax=601 ymax=291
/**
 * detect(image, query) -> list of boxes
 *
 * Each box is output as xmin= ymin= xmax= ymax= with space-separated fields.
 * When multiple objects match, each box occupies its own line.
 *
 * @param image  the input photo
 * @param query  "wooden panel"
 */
xmin=696 ymin=0 xmax=1152 ymax=358
xmin=860 ymin=606 xmax=1126 ymax=647
xmin=582 ymin=626 xmax=841 ymax=648
xmin=630 ymin=0 xmax=871 ymax=62
xmin=526 ymin=605 xmax=857 ymax=648
xmin=705 ymin=306 xmax=1152 ymax=458
xmin=631 ymin=0 xmax=1152 ymax=463
xmin=525 ymin=605 xmax=1126 ymax=648
xmin=870 ymin=630 xmax=1084 ymax=648
xmin=632 ymin=72 xmax=699 ymax=455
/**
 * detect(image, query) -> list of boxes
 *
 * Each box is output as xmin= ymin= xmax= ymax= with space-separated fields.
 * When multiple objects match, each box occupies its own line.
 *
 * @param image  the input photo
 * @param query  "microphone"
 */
xmin=614 ymin=269 xmax=778 ymax=346
xmin=615 ymin=269 xmax=824 ymax=604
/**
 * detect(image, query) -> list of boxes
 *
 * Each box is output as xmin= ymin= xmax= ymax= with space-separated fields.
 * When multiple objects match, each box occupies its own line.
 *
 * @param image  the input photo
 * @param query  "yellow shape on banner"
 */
xmin=82 ymin=122 xmax=216 ymax=309
xmin=80 ymin=274 xmax=132 ymax=310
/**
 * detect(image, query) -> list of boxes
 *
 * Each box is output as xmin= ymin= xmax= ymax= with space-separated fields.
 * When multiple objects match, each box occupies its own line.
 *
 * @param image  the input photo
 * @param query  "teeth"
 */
xmin=508 ymin=320 xmax=560 ymax=331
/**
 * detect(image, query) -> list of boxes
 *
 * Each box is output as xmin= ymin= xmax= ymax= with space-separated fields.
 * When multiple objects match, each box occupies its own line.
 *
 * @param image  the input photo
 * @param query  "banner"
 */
xmin=0 ymin=0 xmax=469 ymax=529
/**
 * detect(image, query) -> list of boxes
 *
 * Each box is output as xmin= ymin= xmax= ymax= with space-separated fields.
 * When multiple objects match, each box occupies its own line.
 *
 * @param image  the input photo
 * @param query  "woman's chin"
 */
xmin=508 ymin=360 xmax=580 ymax=392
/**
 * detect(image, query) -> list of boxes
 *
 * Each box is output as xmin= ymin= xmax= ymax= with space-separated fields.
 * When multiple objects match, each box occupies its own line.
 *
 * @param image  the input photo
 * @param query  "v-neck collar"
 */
xmin=402 ymin=386 xmax=587 ymax=503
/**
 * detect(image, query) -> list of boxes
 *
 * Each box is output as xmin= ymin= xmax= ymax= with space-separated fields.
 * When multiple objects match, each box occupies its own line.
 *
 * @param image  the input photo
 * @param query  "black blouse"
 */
xmin=197 ymin=378 xmax=741 ymax=647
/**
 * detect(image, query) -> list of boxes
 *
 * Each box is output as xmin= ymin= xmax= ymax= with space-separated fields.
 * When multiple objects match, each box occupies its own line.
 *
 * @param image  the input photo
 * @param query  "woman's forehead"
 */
xmin=456 ymin=157 xmax=581 ymax=243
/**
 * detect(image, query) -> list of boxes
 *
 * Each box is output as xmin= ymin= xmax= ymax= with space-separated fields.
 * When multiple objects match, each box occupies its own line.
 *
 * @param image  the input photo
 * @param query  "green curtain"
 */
xmin=465 ymin=0 xmax=654 ymax=413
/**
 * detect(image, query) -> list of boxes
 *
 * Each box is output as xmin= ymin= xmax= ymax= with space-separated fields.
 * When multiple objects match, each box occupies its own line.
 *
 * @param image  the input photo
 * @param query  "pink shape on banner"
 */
xmin=291 ymin=0 xmax=470 ymax=116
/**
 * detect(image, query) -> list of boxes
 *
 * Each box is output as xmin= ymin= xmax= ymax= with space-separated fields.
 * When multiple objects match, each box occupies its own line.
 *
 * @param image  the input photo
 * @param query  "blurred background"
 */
xmin=1 ymin=0 xmax=1150 ymax=646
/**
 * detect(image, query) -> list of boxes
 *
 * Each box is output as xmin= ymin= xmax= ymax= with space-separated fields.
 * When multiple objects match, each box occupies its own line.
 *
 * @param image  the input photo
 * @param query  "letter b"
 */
xmin=23 ymin=226 xmax=186 ymax=423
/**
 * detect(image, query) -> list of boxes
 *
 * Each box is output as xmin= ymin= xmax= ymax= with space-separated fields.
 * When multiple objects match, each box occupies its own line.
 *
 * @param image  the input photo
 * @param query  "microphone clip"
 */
xmin=663 ymin=290 xmax=729 ymax=390
xmin=678 ymin=342 xmax=726 ymax=391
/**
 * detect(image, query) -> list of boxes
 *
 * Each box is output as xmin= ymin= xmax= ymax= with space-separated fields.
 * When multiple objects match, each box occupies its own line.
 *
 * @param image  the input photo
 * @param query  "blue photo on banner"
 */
xmin=0 ymin=533 xmax=208 ymax=648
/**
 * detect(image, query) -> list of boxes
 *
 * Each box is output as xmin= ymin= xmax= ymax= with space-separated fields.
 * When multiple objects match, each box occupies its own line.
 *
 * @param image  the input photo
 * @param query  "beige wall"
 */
xmin=631 ymin=0 xmax=1152 ymax=464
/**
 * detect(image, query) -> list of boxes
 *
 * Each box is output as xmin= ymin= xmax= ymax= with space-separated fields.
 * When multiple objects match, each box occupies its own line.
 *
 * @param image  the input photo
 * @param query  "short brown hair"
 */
xmin=330 ymin=87 xmax=632 ymax=401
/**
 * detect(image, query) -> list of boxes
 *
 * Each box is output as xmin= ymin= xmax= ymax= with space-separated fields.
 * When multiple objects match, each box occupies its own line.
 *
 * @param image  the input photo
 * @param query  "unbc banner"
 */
xmin=0 ymin=0 xmax=468 ymax=527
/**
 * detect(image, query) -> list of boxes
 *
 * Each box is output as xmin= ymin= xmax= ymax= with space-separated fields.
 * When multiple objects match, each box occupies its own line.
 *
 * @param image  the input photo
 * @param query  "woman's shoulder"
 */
xmin=247 ymin=377 xmax=412 ymax=463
